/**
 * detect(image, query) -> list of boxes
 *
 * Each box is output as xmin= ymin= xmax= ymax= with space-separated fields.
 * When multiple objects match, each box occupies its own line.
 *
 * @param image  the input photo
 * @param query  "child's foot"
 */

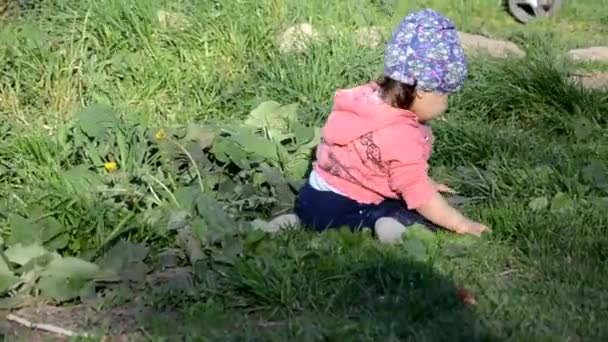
xmin=374 ymin=217 xmax=407 ymax=244
xmin=267 ymin=214 xmax=301 ymax=232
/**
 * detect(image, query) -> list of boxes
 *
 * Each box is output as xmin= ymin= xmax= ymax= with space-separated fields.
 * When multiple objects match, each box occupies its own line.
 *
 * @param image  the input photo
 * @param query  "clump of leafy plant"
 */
xmin=0 ymin=99 xmax=320 ymax=306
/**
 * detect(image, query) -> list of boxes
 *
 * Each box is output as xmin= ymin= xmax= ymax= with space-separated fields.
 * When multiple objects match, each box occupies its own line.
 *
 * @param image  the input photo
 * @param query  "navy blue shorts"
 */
xmin=294 ymin=181 xmax=437 ymax=233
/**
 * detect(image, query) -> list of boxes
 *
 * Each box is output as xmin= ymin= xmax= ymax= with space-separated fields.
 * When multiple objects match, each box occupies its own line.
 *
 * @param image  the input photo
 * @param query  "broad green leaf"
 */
xmin=305 ymin=126 xmax=322 ymax=149
xmin=79 ymin=281 xmax=98 ymax=303
xmin=184 ymin=141 xmax=212 ymax=169
xmin=20 ymin=252 xmax=60 ymax=274
xmin=528 ymin=196 xmax=549 ymax=212
xmin=284 ymin=156 xmax=311 ymax=180
xmin=212 ymin=236 xmax=243 ymax=266
xmin=209 ymin=138 xmax=232 ymax=164
xmin=6 ymin=214 xmax=68 ymax=251
xmin=4 ymin=243 xmax=49 ymax=266
xmin=230 ymin=128 xmax=279 ymax=162
xmin=38 ymin=275 xmax=94 ymax=303
xmin=261 ymin=166 xmax=295 ymax=214
xmin=45 ymin=233 xmax=70 ymax=251
xmin=572 ymin=118 xmax=594 ymax=141
xmin=581 ymin=160 xmax=608 ymax=191
xmin=173 ymin=186 xmax=201 ymax=211
xmin=75 ymin=103 xmax=117 ymax=140
xmin=184 ymin=124 xmax=217 ymax=149
xmin=292 ymin=122 xmax=315 ymax=146
xmin=148 ymin=267 xmax=194 ymax=292
xmin=401 ymin=239 xmax=428 ymax=261
xmin=245 ymin=101 xmax=281 ymax=128
xmin=245 ymin=101 xmax=298 ymax=134
xmin=210 ymin=137 xmax=250 ymax=169
xmin=403 ymin=224 xmax=437 ymax=246
xmin=204 ymin=172 xmax=231 ymax=190
xmin=38 ymin=217 xmax=68 ymax=249
xmin=38 ymin=256 xmax=101 ymax=302
xmin=40 ymin=256 xmax=100 ymax=278
xmin=97 ymin=240 xmax=149 ymax=276
xmin=158 ymin=249 xmax=180 ymax=269
xmin=190 ymin=217 xmax=209 ymax=243
xmin=176 ymin=227 xmax=205 ymax=264
xmin=234 ymin=184 xmax=258 ymax=198
xmin=550 ymin=192 xmax=574 ymax=213
xmin=289 ymin=180 xmax=306 ymax=193
xmin=533 ymin=165 xmax=554 ymax=183
xmin=0 ymin=255 xmax=10 ymax=273
xmin=0 ymin=272 xmax=18 ymax=294
xmin=121 ymin=261 xmax=148 ymax=283
xmin=227 ymin=148 xmax=250 ymax=171
xmin=6 ymin=214 xmax=39 ymax=246
xmin=167 ymin=210 xmax=191 ymax=231
xmin=63 ymin=165 xmax=104 ymax=191
xmin=195 ymin=193 xmax=238 ymax=232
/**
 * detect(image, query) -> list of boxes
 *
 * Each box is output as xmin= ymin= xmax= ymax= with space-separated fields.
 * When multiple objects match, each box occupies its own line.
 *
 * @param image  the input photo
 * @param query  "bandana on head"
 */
xmin=383 ymin=8 xmax=468 ymax=94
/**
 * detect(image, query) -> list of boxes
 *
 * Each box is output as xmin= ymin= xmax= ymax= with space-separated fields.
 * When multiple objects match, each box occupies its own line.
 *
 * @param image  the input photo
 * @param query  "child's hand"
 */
xmin=455 ymin=219 xmax=489 ymax=237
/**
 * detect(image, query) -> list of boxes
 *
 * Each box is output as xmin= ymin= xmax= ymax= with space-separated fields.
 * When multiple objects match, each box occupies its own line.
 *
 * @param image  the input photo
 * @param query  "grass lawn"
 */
xmin=1 ymin=0 xmax=608 ymax=341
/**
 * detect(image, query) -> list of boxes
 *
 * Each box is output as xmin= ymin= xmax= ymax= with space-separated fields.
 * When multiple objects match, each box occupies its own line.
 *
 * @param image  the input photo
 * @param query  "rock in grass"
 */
xmin=278 ymin=24 xmax=385 ymax=52
xmin=567 ymin=46 xmax=608 ymax=62
xmin=279 ymin=23 xmax=319 ymax=53
xmin=157 ymin=10 xmax=191 ymax=30
xmin=457 ymin=32 xmax=525 ymax=58
xmin=354 ymin=26 xmax=386 ymax=48
xmin=572 ymin=72 xmax=608 ymax=90
xmin=279 ymin=25 xmax=526 ymax=59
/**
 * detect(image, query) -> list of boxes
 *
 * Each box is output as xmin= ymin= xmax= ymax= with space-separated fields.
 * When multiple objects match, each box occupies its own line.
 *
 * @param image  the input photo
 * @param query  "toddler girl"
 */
xmin=294 ymin=9 xmax=489 ymax=242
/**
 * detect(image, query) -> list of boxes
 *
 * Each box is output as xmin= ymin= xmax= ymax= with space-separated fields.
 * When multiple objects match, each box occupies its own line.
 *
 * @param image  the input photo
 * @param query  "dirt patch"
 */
xmin=567 ymin=46 xmax=608 ymax=62
xmin=0 ymin=267 xmax=193 ymax=340
xmin=1 ymin=303 xmax=148 ymax=341
xmin=457 ymin=32 xmax=525 ymax=58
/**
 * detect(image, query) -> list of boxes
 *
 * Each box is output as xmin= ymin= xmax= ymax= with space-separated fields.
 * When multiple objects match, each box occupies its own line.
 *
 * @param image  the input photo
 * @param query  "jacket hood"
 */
xmin=321 ymin=82 xmax=419 ymax=145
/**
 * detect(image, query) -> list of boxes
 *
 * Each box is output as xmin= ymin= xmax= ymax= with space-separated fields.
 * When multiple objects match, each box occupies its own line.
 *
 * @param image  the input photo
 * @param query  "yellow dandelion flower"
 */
xmin=155 ymin=129 xmax=167 ymax=140
xmin=104 ymin=161 xmax=118 ymax=172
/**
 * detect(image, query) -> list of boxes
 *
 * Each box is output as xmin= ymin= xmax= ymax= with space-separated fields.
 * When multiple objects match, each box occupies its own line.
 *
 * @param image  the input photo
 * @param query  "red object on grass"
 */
xmin=457 ymin=287 xmax=477 ymax=306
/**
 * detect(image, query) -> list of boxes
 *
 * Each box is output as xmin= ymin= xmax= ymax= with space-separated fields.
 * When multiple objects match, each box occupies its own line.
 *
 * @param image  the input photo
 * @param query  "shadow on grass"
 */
xmin=133 ymin=230 xmax=495 ymax=341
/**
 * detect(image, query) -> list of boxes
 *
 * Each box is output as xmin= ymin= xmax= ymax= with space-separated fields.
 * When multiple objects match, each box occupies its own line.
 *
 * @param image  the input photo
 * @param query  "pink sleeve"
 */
xmin=378 ymin=124 xmax=436 ymax=210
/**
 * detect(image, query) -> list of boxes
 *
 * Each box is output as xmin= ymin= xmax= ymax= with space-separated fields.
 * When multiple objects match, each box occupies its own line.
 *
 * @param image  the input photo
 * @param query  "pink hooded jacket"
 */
xmin=313 ymin=82 xmax=437 ymax=210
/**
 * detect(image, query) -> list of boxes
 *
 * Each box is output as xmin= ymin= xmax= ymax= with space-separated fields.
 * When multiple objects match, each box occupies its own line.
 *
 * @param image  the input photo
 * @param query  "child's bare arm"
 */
xmin=415 ymin=192 xmax=487 ymax=236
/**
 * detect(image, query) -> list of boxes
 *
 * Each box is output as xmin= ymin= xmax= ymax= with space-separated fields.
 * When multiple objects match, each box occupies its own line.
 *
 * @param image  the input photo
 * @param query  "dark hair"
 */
xmin=376 ymin=76 xmax=417 ymax=110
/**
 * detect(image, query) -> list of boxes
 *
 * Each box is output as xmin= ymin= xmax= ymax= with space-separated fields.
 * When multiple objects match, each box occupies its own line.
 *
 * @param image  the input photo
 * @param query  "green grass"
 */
xmin=1 ymin=0 xmax=608 ymax=341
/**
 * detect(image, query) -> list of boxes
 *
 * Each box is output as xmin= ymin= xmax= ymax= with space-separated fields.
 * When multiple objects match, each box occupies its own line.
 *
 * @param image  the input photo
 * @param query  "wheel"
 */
xmin=507 ymin=0 xmax=563 ymax=24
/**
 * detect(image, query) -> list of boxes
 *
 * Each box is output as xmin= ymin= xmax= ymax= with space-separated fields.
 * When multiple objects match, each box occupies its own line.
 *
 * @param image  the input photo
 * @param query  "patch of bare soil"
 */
xmin=1 ymin=303 xmax=148 ymax=341
xmin=0 ymin=267 xmax=192 ymax=341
